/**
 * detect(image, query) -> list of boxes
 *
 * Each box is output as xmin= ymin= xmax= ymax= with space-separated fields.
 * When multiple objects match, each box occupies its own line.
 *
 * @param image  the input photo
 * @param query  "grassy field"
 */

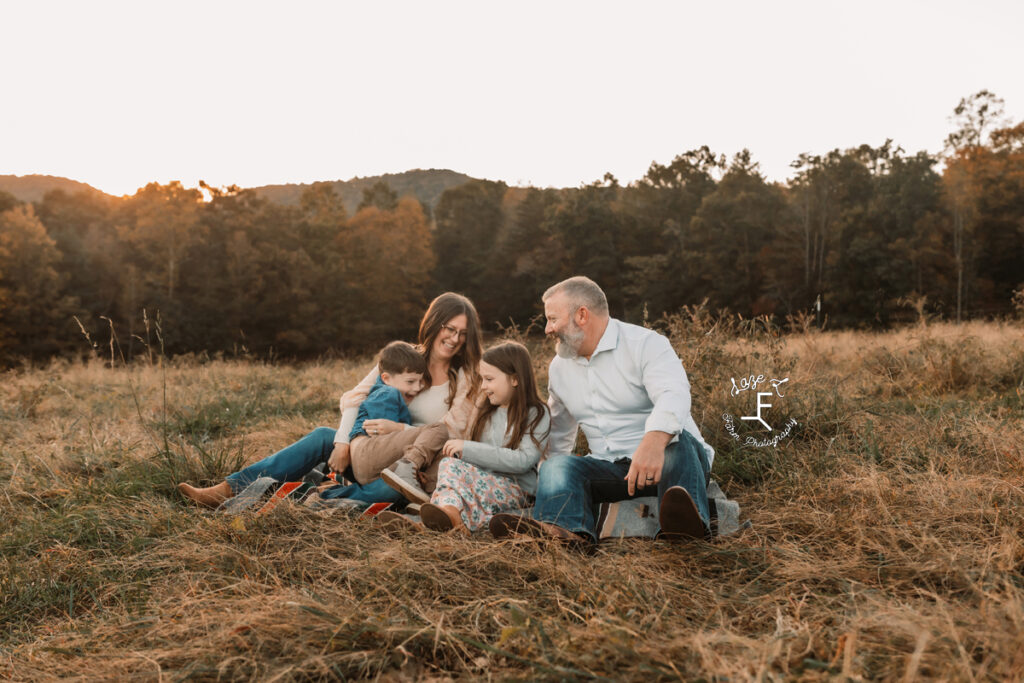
xmin=1 ymin=316 xmax=1023 ymax=681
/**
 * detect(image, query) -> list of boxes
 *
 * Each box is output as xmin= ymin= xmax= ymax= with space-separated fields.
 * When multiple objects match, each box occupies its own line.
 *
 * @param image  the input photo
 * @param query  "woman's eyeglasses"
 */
xmin=441 ymin=323 xmax=468 ymax=341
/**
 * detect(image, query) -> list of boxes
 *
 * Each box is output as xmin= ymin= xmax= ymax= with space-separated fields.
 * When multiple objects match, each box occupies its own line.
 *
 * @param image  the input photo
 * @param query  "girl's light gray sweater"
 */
xmin=459 ymin=405 xmax=549 ymax=495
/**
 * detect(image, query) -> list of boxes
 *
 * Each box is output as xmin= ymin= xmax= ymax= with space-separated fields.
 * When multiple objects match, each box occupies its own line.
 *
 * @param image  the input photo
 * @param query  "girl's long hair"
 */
xmin=418 ymin=292 xmax=482 ymax=406
xmin=469 ymin=341 xmax=549 ymax=450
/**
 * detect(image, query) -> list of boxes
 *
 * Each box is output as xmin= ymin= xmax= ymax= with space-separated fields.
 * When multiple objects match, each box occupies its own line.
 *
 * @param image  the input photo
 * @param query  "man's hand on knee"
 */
xmin=625 ymin=431 xmax=672 ymax=495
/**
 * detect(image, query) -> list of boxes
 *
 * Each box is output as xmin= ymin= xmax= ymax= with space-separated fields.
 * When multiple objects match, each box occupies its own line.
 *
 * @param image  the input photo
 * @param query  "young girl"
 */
xmin=413 ymin=341 xmax=550 ymax=533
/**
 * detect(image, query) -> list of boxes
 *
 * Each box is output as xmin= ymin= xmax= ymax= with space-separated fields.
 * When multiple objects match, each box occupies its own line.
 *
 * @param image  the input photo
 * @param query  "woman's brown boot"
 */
xmin=177 ymin=481 xmax=233 ymax=508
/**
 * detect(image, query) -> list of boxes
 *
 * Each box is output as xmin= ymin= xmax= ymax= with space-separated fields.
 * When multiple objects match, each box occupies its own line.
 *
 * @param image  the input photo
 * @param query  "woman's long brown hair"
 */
xmin=469 ymin=341 xmax=549 ymax=450
xmin=417 ymin=292 xmax=482 ymax=405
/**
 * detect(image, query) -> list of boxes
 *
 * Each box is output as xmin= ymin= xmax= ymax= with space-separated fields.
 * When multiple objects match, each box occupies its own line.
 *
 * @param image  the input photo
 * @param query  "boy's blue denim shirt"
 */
xmin=349 ymin=377 xmax=414 ymax=440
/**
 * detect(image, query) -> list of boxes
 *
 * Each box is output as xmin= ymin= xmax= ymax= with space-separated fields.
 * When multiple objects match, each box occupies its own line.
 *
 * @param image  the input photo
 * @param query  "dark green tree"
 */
xmin=357 ymin=180 xmax=399 ymax=212
xmin=0 ymin=205 xmax=77 ymax=362
xmin=433 ymin=179 xmax=508 ymax=319
xmin=490 ymin=187 xmax=566 ymax=325
xmin=621 ymin=147 xmax=723 ymax=317
xmin=34 ymin=189 xmax=120 ymax=329
xmin=689 ymin=150 xmax=785 ymax=315
xmin=543 ymin=179 xmax=626 ymax=316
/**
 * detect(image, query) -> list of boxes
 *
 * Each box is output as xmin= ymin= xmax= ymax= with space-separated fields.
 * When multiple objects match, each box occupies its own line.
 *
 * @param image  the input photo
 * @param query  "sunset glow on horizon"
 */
xmin=3 ymin=0 xmax=1023 ymax=197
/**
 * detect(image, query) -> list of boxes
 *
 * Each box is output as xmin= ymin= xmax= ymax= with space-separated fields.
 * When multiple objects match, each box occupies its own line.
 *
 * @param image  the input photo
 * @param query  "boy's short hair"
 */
xmin=378 ymin=341 xmax=427 ymax=376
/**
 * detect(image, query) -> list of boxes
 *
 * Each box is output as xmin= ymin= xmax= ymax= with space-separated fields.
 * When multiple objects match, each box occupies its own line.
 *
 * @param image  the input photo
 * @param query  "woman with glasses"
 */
xmin=178 ymin=292 xmax=483 ymax=508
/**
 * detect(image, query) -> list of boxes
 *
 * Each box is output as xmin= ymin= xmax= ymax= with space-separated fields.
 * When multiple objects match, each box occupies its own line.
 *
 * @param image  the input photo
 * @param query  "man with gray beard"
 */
xmin=490 ymin=276 xmax=715 ymax=549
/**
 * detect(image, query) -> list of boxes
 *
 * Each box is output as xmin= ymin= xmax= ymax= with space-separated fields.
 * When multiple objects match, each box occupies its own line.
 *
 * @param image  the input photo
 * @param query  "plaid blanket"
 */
xmin=219 ymin=465 xmax=377 ymax=516
xmin=591 ymin=480 xmax=746 ymax=539
xmin=222 ymin=471 xmax=746 ymax=540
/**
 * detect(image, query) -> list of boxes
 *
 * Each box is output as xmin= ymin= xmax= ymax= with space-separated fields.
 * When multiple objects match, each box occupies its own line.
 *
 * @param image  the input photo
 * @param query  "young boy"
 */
xmin=333 ymin=341 xmax=447 ymax=503
xmin=348 ymin=340 xmax=426 ymax=441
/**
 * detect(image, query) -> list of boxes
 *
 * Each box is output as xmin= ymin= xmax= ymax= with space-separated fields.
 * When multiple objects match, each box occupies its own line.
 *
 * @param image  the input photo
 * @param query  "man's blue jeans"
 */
xmin=225 ymin=426 xmax=403 ymax=505
xmin=532 ymin=430 xmax=711 ymax=540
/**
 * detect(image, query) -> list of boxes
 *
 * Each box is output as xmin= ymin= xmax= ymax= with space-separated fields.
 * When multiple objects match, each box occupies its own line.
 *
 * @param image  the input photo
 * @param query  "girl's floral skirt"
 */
xmin=431 ymin=457 xmax=530 ymax=531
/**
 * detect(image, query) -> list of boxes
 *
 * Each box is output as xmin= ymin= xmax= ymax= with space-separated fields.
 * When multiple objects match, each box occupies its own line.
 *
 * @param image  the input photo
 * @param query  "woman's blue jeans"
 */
xmin=224 ymin=427 xmax=403 ymax=505
xmin=531 ymin=430 xmax=711 ymax=540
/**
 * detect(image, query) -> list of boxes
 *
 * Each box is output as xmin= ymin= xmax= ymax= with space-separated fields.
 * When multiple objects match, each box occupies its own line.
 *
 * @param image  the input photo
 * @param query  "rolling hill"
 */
xmin=0 ymin=174 xmax=111 ymax=203
xmin=249 ymin=168 xmax=477 ymax=212
xmin=0 ymin=169 xmax=479 ymax=213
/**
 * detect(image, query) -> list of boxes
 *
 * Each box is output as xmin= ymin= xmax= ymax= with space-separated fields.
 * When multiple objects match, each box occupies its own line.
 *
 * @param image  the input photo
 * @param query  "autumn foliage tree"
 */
xmin=2 ymin=91 xmax=1022 ymax=366
xmin=941 ymin=91 xmax=1024 ymax=321
xmin=344 ymin=198 xmax=435 ymax=340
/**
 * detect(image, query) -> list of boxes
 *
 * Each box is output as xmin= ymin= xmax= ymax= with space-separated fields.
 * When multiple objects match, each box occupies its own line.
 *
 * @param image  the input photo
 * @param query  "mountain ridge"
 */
xmin=0 ymin=174 xmax=110 ymax=203
xmin=250 ymin=168 xmax=477 ymax=213
xmin=0 ymin=169 xmax=481 ymax=213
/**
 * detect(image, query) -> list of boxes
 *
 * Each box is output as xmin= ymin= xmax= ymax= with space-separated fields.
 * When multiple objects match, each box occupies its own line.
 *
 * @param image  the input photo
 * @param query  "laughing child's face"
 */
xmin=381 ymin=371 xmax=425 ymax=403
xmin=479 ymin=360 xmax=517 ymax=407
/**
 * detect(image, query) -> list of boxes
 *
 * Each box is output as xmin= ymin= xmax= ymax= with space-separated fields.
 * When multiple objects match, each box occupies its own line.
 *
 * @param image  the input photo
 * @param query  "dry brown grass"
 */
xmin=1 ymin=318 xmax=1023 ymax=680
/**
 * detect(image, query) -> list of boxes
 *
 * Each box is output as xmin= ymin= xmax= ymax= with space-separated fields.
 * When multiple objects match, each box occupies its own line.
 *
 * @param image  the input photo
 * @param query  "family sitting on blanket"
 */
xmin=178 ymin=277 xmax=715 ymax=549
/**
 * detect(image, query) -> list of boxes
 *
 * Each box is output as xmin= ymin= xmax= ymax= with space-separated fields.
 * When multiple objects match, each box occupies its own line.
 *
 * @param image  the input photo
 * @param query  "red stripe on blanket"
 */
xmin=256 ymin=481 xmax=304 ymax=516
xmin=361 ymin=502 xmax=392 ymax=517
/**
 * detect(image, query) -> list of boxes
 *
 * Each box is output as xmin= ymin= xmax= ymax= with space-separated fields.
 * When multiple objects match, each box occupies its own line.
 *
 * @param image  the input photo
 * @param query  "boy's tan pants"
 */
xmin=349 ymin=421 xmax=448 ymax=491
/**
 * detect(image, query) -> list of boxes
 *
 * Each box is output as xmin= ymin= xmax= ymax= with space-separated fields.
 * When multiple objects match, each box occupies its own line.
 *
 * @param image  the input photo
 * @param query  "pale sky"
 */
xmin=3 ymin=0 xmax=1023 ymax=197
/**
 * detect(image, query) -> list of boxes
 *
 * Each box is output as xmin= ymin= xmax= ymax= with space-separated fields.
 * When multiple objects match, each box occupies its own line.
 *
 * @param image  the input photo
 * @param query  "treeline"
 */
xmin=0 ymin=92 xmax=1022 ymax=364
xmin=0 ymin=181 xmax=435 ymax=363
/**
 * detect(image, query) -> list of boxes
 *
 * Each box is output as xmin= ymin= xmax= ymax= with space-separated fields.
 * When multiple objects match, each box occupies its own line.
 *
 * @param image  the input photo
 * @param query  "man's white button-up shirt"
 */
xmin=547 ymin=318 xmax=714 ymax=465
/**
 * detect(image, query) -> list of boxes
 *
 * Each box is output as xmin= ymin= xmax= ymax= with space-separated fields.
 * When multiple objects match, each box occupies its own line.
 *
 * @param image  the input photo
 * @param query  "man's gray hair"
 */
xmin=543 ymin=276 xmax=609 ymax=316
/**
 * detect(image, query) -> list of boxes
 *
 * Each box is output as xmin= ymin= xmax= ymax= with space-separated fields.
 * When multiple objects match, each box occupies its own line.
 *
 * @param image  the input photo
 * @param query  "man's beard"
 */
xmin=554 ymin=323 xmax=585 ymax=359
